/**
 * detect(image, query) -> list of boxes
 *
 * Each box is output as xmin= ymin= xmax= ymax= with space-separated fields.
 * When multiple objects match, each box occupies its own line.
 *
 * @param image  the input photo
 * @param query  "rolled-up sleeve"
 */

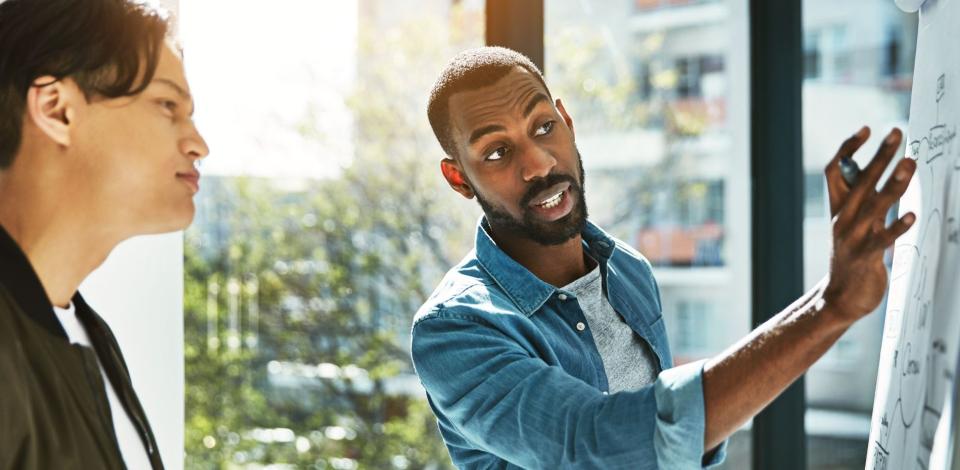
xmin=412 ymin=312 xmax=726 ymax=469
xmin=654 ymin=359 xmax=728 ymax=468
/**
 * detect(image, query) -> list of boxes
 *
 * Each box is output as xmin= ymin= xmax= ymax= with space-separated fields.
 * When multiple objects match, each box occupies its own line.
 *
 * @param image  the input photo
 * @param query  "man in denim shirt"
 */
xmin=412 ymin=47 xmax=917 ymax=469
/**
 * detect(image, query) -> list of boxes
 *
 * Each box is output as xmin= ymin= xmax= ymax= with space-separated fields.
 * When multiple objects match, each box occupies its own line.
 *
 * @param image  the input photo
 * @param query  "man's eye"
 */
xmin=485 ymin=146 xmax=508 ymax=161
xmin=535 ymin=120 xmax=555 ymax=136
xmin=158 ymin=99 xmax=178 ymax=113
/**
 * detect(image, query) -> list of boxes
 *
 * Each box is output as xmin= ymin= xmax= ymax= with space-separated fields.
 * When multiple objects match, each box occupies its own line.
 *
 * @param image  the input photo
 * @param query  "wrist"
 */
xmin=815 ymin=280 xmax=860 ymax=331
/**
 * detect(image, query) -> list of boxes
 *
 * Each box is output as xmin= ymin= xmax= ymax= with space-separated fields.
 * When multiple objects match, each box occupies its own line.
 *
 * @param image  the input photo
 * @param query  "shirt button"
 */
xmin=576 ymin=322 xmax=586 ymax=331
xmin=558 ymin=293 xmax=568 ymax=301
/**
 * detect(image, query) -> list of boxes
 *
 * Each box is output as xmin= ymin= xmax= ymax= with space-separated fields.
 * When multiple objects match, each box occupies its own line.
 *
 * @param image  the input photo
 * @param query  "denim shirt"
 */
xmin=411 ymin=219 xmax=727 ymax=469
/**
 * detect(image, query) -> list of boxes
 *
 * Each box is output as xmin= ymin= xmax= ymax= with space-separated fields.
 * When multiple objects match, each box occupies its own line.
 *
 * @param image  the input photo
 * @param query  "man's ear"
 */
xmin=25 ymin=76 xmax=78 ymax=147
xmin=556 ymin=98 xmax=575 ymax=140
xmin=440 ymin=157 xmax=475 ymax=199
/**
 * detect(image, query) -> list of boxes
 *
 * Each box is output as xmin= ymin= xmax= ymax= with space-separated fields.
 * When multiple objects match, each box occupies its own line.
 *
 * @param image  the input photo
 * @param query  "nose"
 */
xmin=520 ymin=144 xmax=556 ymax=182
xmin=181 ymin=121 xmax=210 ymax=162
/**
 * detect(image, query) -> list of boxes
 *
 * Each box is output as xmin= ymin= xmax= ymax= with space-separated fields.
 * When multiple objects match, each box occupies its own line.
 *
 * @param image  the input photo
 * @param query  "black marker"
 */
xmin=839 ymin=157 xmax=861 ymax=187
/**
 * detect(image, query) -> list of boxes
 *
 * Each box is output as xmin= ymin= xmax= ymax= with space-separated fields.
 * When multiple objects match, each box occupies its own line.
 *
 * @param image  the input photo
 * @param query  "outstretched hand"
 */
xmin=822 ymin=126 xmax=917 ymax=323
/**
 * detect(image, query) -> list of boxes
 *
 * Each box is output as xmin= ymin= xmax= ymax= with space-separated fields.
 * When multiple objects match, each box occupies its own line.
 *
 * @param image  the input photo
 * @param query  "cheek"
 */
xmin=473 ymin=171 xmax=526 ymax=212
xmin=80 ymin=116 xmax=178 ymax=194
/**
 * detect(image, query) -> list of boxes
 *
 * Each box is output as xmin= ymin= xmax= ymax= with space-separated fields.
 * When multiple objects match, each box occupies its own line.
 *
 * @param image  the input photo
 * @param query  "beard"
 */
xmin=475 ymin=150 xmax=588 ymax=246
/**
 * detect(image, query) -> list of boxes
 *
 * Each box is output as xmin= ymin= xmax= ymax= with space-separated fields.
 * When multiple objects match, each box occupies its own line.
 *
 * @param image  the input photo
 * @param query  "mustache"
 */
xmin=519 ymin=172 xmax=580 ymax=208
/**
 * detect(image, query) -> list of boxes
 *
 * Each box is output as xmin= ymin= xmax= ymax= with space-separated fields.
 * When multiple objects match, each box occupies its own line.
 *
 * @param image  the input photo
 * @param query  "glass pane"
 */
xmin=802 ymin=1 xmax=918 ymax=468
xmin=546 ymin=0 xmax=753 ymax=467
xmin=180 ymin=1 xmax=483 ymax=468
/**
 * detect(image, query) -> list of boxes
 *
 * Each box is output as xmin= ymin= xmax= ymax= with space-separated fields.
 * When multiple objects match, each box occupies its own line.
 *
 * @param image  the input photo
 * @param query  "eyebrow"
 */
xmin=467 ymin=92 xmax=551 ymax=145
xmin=522 ymin=92 xmax=550 ymax=118
xmin=153 ymin=78 xmax=195 ymax=116
xmin=469 ymin=124 xmax=506 ymax=144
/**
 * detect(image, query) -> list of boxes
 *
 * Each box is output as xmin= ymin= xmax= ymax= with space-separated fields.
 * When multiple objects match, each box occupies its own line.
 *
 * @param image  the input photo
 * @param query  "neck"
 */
xmin=487 ymin=223 xmax=589 ymax=288
xmin=0 ymin=154 xmax=120 ymax=308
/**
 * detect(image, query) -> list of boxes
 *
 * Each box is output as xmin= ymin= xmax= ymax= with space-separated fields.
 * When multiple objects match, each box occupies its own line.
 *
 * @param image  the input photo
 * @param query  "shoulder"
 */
xmin=413 ymin=276 xmax=519 ymax=327
xmin=604 ymin=235 xmax=663 ymax=309
xmin=0 ymin=287 xmax=32 ymax=437
xmin=607 ymin=235 xmax=655 ymax=275
xmin=414 ymin=253 xmax=528 ymax=324
xmin=0 ymin=285 xmax=28 ymax=358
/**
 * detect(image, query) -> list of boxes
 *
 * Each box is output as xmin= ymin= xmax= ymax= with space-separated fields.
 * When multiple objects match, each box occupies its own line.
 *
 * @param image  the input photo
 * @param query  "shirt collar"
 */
xmin=473 ymin=217 xmax=617 ymax=316
xmin=0 ymin=224 xmax=69 ymax=339
xmin=580 ymin=219 xmax=617 ymax=259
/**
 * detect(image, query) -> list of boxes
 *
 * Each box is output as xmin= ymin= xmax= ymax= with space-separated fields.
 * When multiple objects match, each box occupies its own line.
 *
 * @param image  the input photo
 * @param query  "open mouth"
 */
xmin=535 ymin=190 xmax=564 ymax=209
xmin=527 ymin=182 xmax=574 ymax=222
xmin=529 ymin=182 xmax=571 ymax=207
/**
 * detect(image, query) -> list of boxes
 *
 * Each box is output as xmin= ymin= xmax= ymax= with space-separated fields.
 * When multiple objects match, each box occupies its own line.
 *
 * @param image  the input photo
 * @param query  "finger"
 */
xmin=852 ymin=158 xmax=915 ymax=241
xmin=871 ymin=212 xmax=917 ymax=250
xmin=826 ymin=126 xmax=870 ymax=217
xmin=839 ymin=128 xmax=903 ymax=225
xmin=864 ymin=158 xmax=917 ymax=223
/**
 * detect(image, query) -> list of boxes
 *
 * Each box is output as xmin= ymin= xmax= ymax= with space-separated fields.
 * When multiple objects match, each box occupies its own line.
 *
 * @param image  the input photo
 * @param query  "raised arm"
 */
xmin=701 ymin=127 xmax=917 ymax=449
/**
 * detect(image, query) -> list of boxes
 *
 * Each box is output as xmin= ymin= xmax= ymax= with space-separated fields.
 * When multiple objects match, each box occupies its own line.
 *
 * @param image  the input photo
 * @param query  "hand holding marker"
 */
xmin=838 ymin=130 xmax=910 ymax=188
xmin=833 ymin=128 xmax=915 ymax=244
xmin=839 ymin=156 xmax=861 ymax=187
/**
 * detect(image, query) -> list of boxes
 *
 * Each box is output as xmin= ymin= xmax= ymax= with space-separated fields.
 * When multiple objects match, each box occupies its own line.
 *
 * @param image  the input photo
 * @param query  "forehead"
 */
xmin=151 ymin=43 xmax=189 ymax=91
xmin=448 ymin=67 xmax=548 ymax=134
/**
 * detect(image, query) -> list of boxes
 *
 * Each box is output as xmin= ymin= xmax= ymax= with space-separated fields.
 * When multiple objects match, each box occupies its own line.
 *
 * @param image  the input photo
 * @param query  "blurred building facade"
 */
xmin=546 ymin=0 xmax=917 ymax=467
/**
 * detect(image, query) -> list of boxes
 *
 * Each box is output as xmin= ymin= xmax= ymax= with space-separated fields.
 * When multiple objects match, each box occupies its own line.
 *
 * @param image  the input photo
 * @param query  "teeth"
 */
xmin=538 ymin=191 xmax=564 ymax=209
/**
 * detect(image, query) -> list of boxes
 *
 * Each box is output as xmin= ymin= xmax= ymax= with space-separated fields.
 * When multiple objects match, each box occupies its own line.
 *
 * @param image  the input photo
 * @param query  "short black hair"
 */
xmin=0 ymin=0 xmax=170 ymax=168
xmin=427 ymin=46 xmax=550 ymax=159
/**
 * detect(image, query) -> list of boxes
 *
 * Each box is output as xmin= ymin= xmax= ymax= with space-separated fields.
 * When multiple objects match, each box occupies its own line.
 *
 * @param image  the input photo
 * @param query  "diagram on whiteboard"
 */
xmin=867 ymin=2 xmax=960 ymax=468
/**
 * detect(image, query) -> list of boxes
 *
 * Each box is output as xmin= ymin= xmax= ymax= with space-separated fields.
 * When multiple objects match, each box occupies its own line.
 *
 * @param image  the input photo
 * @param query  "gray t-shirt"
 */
xmin=563 ymin=263 xmax=660 ymax=393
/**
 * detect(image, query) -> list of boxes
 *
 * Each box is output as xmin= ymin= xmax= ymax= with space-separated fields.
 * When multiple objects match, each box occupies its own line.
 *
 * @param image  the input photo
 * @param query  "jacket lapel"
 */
xmin=75 ymin=295 xmax=165 ymax=470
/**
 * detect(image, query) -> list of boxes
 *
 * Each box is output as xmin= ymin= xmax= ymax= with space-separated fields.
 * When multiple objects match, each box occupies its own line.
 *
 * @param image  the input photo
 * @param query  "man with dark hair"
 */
xmin=0 ymin=0 xmax=208 ymax=468
xmin=411 ymin=46 xmax=917 ymax=468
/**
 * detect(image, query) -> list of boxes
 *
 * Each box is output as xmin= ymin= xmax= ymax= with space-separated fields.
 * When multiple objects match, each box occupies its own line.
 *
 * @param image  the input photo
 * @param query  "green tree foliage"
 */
xmin=183 ymin=2 xmax=480 ymax=468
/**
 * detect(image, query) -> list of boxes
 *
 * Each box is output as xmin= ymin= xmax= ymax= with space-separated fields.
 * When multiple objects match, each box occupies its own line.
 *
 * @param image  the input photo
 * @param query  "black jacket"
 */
xmin=0 ymin=226 xmax=163 ymax=469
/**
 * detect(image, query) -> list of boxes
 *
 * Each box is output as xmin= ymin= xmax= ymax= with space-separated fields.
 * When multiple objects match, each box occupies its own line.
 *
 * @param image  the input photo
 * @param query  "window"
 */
xmin=675 ymin=54 xmax=724 ymax=98
xmin=802 ymin=2 xmax=918 ymax=468
xmin=804 ymin=25 xmax=850 ymax=82
xmin=546 ymin=0 xmax=752 ymax=467
xmin=180 ymin=1 xmax=483 ymax=467
xmin=804 ymin=31 xmax=822 ymax=79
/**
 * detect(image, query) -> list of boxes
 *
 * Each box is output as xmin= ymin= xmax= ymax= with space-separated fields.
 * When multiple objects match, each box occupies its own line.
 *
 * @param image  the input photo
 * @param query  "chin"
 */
xmin=142 ymin=203 xmax=196 ymax=235
xmin=170 ymin=203 xmax=197 ymax=231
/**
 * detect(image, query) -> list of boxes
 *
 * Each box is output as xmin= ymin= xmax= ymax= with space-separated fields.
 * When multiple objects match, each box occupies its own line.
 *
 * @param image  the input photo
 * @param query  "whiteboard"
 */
xmin=866 ymin=1 xmax=960 ymax=468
